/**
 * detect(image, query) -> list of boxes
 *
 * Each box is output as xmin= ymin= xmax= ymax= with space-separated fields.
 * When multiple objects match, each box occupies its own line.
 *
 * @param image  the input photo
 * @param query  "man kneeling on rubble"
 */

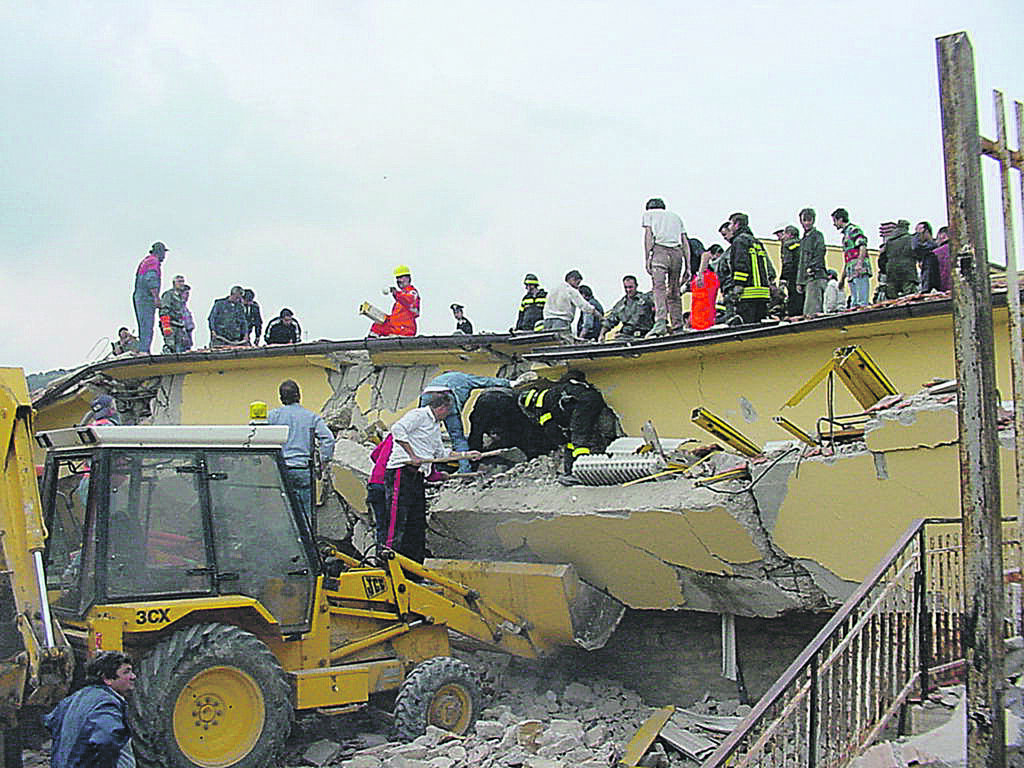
xmin=518 ymin=371 xmax=610 ymax=480
xmin=380 ymin=393 xmax=481 ymax=562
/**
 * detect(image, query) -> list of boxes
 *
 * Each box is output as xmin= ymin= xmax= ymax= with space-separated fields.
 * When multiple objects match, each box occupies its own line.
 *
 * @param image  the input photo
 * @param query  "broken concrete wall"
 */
xmin=426 ymin=392 xmax=1014 ymax=618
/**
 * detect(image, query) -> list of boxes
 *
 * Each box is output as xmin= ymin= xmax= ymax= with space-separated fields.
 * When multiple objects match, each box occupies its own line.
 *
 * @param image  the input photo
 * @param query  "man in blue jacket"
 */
xmin=420 ymin=370 xmax=537 ymax=472
xmin=44 ymin=651 xmax=135 ymax=768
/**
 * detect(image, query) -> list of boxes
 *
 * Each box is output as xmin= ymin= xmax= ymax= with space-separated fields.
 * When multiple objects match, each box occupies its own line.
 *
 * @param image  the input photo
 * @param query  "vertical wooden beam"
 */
xmin=994 ymin=90 xmax=1024 ymax=637
xmin=936 ymin=31 xmax=1006 ymax=767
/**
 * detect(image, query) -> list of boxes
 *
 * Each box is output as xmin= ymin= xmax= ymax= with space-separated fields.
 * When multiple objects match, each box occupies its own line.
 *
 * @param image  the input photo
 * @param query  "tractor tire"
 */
xmin=130 ymin=624 xmax=292 ymax=768
xmin=393 ymin=657 xmax=481 ymax=741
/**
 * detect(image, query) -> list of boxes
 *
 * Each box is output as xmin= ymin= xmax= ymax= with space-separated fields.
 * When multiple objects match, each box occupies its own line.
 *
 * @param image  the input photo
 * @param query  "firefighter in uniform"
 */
xmin=726 ymin=213 xmax=772 ymax=325
xmin=515 ymin=273 xmax=547 ymax=332
xmin=517 ymin=372 xmax=606 ymax=475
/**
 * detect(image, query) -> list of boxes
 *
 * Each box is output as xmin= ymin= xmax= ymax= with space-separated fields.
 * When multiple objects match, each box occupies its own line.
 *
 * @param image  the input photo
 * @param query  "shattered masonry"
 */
xmin=30 ymin=295 xmax=1022 ymax=620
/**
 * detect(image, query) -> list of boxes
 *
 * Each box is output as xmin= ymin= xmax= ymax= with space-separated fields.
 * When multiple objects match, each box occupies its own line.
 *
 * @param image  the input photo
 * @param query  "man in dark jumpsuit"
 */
xmin=518 ymin=371 xmax=607 ymax=476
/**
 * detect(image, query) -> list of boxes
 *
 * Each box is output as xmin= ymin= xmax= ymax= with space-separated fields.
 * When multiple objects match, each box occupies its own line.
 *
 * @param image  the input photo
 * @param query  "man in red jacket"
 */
xmin=370 ymin=265 xmax=420 ymax=337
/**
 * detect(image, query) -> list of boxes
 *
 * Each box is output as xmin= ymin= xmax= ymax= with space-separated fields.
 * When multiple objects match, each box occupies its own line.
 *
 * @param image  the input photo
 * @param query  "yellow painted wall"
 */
xmin=180 ymin=363 xmax=334 ymax=425
xmin=574 ymin=307 xmax=1012 ymax=449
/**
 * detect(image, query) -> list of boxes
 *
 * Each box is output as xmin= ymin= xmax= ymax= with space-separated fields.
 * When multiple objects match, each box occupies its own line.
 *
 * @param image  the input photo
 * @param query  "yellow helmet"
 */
xmin=393 ymin=264 xmax=411 ymax=277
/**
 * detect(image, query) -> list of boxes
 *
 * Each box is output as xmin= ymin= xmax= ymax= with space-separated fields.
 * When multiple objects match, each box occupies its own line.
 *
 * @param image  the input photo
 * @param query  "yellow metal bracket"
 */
xmin=772 ymin=415 xmax=818 ymax=446
xmin=783 ymin=345 xmax=897 ymax=410
xmin=777 ymin=345 xmax=898 ymax=443
xmin=690 ymin=408 xmax=762 ymax=458
xmin=619 ymin=706 xmax=675 ymax=767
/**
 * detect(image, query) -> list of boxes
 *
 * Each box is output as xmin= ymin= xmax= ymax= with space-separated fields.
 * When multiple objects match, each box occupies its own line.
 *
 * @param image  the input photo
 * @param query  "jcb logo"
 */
xmin=363 ymin=576 xmax=388 ymax=598
xmin=135 ymin=608 xmax=171 ymax=625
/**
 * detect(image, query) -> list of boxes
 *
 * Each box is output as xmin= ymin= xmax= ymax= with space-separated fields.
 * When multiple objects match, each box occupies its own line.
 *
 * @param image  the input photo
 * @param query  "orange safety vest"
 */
xmin=690 ymin=270 xmax=719 ymax=330
xmin=370 ymin=284 xmax=420 ymax=336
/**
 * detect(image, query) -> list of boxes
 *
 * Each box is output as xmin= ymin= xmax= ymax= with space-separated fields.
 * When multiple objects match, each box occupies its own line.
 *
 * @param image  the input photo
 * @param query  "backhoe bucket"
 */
xmin=424 ymin=559 xmax=624 ymax=653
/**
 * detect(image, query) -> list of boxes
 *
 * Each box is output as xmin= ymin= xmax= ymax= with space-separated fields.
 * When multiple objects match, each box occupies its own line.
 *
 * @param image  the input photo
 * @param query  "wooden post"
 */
xmin=936 ymin=32 xmax=1005 ymax=767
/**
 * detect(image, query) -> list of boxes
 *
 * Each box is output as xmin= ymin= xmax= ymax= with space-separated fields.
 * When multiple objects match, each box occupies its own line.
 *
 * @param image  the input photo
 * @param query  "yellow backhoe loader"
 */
xmin=0 ymin=369 xmax=74 ymax=766
xmin=16 ymin=365 xmax=623 ymax=768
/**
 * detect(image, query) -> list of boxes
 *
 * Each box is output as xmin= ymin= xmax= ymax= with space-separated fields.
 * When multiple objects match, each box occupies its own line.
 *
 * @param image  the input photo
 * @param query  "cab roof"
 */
xmin=36 ymin=425 xmax=289 ymax=451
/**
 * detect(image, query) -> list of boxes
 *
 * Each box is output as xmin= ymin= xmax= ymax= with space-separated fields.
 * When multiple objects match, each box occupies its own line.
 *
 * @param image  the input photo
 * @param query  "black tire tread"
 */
xmin=392 ymin=656 xmax=481 ymax=742
xmin=130 ymin=623 xmax=292 ymax=768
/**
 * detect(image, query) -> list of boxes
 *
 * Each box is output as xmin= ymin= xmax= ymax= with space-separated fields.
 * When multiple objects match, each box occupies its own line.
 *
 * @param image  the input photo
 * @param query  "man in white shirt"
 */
xmin=542 ymin=270 xmax=602 ymax=333
xmin=382 ymin=393 xmax=480 ymax=562
xmin=642 ymin=198 xmax=691 ymax=337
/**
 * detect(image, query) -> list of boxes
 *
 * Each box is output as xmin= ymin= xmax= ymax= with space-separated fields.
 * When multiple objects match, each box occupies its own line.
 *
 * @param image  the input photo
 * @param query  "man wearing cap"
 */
xmin=265 ymin=308 xmax=302 ymax=344
xmin=158 ymin=275 xmax=190 ymax=354
xmin=881 ymin=220 xmax=917 ymax=299
xmin=451 ymin=304 xmax=473 ymax=334
xmin=370 ymin=266 xmax=420 ymax=337
xmin=133 ymin=242 xmax=167 ymax=355
xmin=208 ymin=286 xmax=250 ymax=347
xmin=514 ymin=274 xmax=547 ymax=332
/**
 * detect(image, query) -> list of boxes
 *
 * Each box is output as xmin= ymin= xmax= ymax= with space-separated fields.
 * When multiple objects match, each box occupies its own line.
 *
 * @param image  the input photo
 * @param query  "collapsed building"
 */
xmin=32 ymin=288 xmax=1020 ymax=628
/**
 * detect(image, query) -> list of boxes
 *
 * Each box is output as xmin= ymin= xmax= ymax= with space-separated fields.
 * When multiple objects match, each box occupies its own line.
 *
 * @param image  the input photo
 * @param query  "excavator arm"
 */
xmin=0 ymin=369 xmax=73 ymax=725
xmin=326 ymin=546 xmax=623 ymax=659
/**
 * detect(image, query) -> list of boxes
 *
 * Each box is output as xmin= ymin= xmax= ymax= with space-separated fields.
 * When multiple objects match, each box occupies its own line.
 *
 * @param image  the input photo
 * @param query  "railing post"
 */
xmin=936 ymin=31 xmax=1006 ymax=768
xmin=917 ymin=526 xmax=931 ymax=705
xmin=808 ymin=656 xmax=819 ymax=768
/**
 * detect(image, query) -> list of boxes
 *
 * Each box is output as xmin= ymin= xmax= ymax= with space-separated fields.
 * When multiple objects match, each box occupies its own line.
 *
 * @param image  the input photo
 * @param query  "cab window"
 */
xmin=205 ymin=451 xmax=314 ymax=630
xmin=103 ymin=451 xmax=214 ymax=599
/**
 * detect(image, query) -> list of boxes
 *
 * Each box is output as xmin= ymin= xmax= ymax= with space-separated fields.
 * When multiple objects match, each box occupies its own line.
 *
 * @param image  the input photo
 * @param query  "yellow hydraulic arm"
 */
xmin=324 ymin=547 xmax=623 ymax=659
xmin=0 ymin=369 xmax=73 ymax=723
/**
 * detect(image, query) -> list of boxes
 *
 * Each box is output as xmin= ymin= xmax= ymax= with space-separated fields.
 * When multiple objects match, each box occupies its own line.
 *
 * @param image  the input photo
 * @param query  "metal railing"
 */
xmin=702 ymin=518 xmax=1021 ymax=768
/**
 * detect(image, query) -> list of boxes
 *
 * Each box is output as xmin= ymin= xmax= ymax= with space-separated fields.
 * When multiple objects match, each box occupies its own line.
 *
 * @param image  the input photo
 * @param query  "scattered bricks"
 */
xmin=536 ymin=736 xmax=581 ymax=758
xmin=735 ymin=704 xmax=752 ymax=718
xmin=538 ymin=719 xmax=584 ymax=745
xmin=562 ymin=682 xmax=593 ymax=705
xmin=583 ymin=724 xmax=607 ymax=747
xmin=524 ymin=757 xmax=564 ymax=768
xmin=384 ymin=757 xmax=432 ymax=768
xmin=580 ymin=706 xmax=603 ymax=722
xmin=524 ymin=704 xmax=549 ymax=721
xmin=561 ymin=746 xmax=598 ymax=763
xmin=515 ymin=720 xmax=545 ymax=753
xmin=356 ymin=733 xmax=391 ymax=750
xmin=415 ymin=726 xmax=459 ymax=749
xmin=388 ymin=743 xmax=430 ymax=760
xmin=482 ymin=704 xmax=517 ymax=726
xmin=475 ymin=719 xmax=506 ymax=739
xmin=425 ymin=758 xmax=453 ymax=768
xmin=342 ymin=756 xmax=383 ymax=768
xmin=447 ymin=744 xmax=468 ymax=762
xmin=499 ymin=747 xmax=528 ymax=766
xmin=303 ymin=739 xmax=344 ymax=766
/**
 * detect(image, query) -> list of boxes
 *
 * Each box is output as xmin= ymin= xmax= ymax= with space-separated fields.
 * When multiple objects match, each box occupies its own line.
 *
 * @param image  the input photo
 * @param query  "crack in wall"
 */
xmin=726 ymin=488 xmax=827 ymax=604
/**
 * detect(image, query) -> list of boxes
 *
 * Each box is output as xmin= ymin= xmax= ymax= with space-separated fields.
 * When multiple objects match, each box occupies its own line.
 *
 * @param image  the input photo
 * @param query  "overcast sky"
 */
xmin=3 ymin=1 xmax=1023 ymax=374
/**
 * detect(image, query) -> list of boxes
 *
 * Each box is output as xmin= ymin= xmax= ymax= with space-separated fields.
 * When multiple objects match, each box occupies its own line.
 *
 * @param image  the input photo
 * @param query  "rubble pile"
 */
xmin=277 ymin=646 xmax=763 ymax=768
xmin=334 ymin=651 xmax=656 ymax=768
xmin=457 ymin=452 xmax=565 ymax=490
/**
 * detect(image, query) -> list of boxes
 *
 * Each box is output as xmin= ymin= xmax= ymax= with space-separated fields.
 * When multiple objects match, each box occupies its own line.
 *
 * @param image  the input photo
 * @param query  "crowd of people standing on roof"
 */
xmin=115 ymin=241 xmax=305 ymax=356
xmin=117 ymin=205 xmax=952 ymax=358
xmin=364 ymin=199 xmax=952 ymax=343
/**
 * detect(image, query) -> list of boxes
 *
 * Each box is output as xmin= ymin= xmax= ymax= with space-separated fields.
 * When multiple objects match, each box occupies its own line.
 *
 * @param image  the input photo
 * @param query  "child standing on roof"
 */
xmin=369 ymin=265 xmax=420 ymax=337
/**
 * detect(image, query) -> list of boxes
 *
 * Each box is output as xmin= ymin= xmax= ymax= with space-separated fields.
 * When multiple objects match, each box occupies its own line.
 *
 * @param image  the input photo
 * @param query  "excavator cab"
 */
xmin=39 ymin=426 xmax=319 ymax=631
